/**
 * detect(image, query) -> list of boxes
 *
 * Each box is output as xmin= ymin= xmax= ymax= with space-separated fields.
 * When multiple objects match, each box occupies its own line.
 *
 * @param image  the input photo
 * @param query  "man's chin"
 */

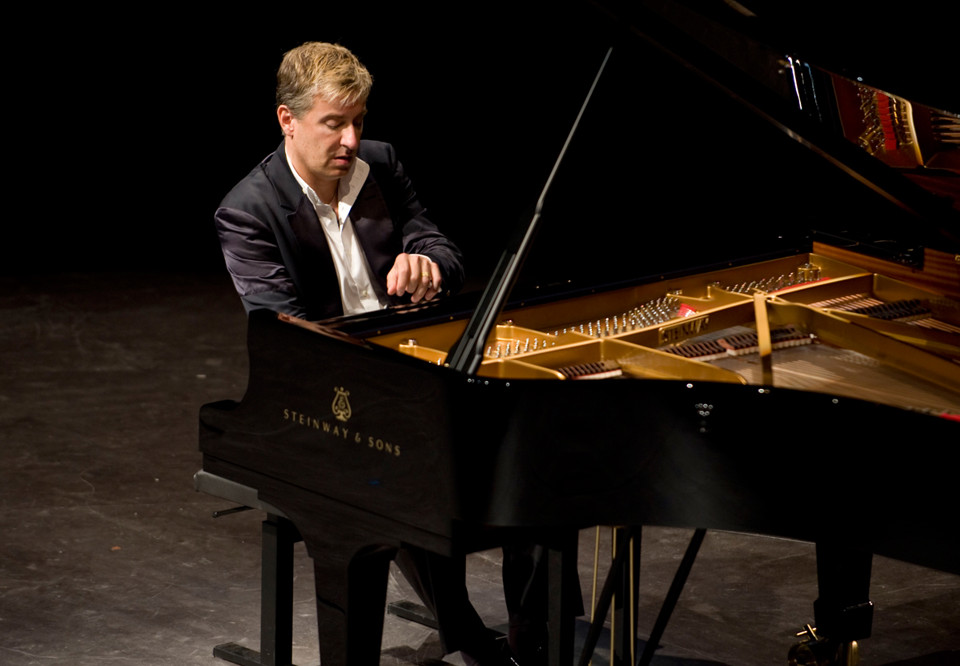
xmin=329 ymin=159 xmax=353 ymax=174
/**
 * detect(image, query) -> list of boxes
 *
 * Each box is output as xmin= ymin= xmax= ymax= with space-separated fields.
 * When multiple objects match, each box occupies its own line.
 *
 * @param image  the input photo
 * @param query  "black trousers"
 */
xmin=394 ymin=541 xmax=583 ymax=658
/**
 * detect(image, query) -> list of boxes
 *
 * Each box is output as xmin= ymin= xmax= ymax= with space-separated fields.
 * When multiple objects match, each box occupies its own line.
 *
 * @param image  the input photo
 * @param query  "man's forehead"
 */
xmin=310 ymin=94 xmax=368 ymax=117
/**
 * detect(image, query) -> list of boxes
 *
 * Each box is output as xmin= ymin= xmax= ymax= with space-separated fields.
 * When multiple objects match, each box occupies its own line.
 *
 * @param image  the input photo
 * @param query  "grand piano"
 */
xmin=199 ymin=2 xmax=960 ymax=665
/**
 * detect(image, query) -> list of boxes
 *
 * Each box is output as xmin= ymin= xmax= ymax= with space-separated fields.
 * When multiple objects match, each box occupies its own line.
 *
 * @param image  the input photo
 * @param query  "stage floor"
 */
xmin=1 ymin=271 xmax=958 ymax=666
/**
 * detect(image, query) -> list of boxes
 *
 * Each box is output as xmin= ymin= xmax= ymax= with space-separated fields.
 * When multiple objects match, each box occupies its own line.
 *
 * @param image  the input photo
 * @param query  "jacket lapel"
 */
xmin=266 ymin=143 xmax=345 ymax=318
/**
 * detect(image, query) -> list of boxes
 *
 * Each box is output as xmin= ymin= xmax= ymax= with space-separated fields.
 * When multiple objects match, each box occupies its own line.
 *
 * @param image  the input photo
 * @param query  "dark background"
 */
xmin=8 ymin=5 xmax=620 ymax=287
xmin=7 ymin=2 xmax=957 ymax=293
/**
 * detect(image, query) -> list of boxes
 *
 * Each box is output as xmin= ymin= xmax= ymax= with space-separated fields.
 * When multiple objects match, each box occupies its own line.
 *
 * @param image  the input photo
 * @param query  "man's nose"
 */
xmin=341 ymin=125 xmax=359 ymax=149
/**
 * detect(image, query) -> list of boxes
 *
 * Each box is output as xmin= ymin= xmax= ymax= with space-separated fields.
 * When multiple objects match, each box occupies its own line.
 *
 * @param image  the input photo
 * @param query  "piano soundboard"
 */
xmin=363 ymin=252 xmax=960 ymax=417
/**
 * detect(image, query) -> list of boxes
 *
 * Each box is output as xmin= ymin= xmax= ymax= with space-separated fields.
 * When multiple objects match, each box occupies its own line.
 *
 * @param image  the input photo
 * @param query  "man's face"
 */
xmin=279 ymin=95 xmax=367 ymax=195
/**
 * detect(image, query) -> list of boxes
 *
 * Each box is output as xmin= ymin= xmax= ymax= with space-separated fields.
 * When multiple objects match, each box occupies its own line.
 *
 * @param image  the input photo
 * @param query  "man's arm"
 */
xmin=214 ymin=206 xmax=307 ymax=317
xmin=365 ymin=141 xmax=466 ymax=299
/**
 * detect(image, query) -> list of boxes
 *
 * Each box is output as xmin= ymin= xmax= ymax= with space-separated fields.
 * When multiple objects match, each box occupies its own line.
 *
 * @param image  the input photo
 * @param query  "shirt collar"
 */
xmin=285 ymin=152 xmax=370 ymax=218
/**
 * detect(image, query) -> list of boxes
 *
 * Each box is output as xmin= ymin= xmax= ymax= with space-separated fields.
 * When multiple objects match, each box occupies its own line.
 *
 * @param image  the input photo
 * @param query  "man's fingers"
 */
xmin=388 ymin=254 xmax=441 ymax=302
xmin=387 ymin=259 xmax=411 ymax=296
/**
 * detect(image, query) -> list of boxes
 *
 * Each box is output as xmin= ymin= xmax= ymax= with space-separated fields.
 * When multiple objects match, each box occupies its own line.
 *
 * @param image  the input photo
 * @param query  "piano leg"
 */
xmin=260 ymin=515 xmax=296 ymax=666
xmin=253 ymin=476 xmax=461 ymax=666
xmin=789 ymin=543 xmax=873 ymax=666
xmin=312 ymin=544 xmax=395 ymax=666
xmin=813 ymin=543 xmax=874 ymax=642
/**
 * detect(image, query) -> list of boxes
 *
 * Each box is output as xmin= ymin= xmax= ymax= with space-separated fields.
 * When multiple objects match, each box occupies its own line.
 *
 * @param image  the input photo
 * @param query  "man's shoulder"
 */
xmin=219 ymin=145 xmax=293 ymax=213
xmin=358 ymin=140 xmax=397 ymax=169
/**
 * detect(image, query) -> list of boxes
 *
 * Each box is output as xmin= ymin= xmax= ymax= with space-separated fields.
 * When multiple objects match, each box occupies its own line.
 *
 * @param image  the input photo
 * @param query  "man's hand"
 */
xmin=386 ymin=253 xmax=442 ymax=304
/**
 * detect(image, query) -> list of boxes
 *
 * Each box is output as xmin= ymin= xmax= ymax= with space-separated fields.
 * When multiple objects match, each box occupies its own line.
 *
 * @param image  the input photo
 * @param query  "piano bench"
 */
xmin=194 ymin=470 xmax=287 ymax=517
xmin=194 ymin=470 xmax=302 ymax=666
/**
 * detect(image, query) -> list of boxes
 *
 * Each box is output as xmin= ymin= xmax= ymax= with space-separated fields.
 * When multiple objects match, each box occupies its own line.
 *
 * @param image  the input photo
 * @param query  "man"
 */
xmin=213 ymin=42 xmax=514 ymax=666
xmin=216 ymin=41 xmax=464 ymax=321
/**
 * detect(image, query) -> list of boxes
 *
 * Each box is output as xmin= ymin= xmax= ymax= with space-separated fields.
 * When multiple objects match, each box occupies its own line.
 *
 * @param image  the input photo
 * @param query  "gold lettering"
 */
xmin=282 ymin=408 xmax=403 ymax=459
xmin=658 ymin=315 xmax=710 ymax=345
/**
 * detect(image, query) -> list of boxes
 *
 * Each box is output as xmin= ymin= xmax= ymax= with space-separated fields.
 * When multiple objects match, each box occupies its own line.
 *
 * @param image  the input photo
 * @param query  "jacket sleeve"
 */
xmin=214 ymin=205 xmax=307 ymax=318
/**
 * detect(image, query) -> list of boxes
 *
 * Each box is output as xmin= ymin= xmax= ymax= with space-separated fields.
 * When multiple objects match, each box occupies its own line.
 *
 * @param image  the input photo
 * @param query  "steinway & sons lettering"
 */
xmin=281 ymin=408 xmax=401 ymax=457
xmin=658 ymin=315 xmax=710 ymax=345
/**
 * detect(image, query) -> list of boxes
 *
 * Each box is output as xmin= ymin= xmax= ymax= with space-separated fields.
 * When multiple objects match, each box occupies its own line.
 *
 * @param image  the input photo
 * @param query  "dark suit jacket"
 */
xmin=215 ymin=140 xmax=464 ymax=320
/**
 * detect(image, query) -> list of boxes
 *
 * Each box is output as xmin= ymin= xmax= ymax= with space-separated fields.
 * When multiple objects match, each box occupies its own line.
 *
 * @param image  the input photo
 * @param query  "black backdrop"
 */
xmin=8 ymin=2 xmax=956 ymax=293
xmin=8 ymin=5 xmax=619 ymax=288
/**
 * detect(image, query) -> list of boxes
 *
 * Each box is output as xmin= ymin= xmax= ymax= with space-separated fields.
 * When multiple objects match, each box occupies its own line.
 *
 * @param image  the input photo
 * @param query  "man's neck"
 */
xmin=312 ymin=179 xmax=339 ymax=206
xmin=289 ymin=162 xmax=339 ymax=205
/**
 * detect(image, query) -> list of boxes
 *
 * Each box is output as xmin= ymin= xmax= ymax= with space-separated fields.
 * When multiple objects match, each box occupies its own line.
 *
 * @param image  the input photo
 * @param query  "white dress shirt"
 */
xmin=286 ymin=154 xmax=389 ymax=315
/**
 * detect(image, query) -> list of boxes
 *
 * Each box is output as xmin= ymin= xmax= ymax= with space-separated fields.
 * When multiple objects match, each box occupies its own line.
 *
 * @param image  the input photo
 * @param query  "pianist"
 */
xmin=214 ymin=41 xmax=464 ymax=321
xmin=212 ymin=41 xmax=520 ymax=666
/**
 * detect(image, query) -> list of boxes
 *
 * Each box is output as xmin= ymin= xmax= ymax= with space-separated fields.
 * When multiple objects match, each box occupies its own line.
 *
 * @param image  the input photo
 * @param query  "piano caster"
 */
xmin=788 ymin=625 xmax=859 ymax=666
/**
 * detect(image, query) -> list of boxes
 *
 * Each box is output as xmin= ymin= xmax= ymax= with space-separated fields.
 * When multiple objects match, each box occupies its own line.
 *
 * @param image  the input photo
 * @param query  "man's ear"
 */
xmin=277 ymin=105 xmax=295 ymax=137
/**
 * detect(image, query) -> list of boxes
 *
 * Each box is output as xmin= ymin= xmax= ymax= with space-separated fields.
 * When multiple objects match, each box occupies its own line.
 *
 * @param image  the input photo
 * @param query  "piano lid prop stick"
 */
xmin=753 ymin=292 xmax=774 ymax=385
xmin=445 ymin=47 xmax=614 ymax=375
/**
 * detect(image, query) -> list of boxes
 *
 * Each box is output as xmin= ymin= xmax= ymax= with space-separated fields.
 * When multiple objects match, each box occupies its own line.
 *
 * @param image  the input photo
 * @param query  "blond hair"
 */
xmin=276 ymin=42 xmax=373 ymax=117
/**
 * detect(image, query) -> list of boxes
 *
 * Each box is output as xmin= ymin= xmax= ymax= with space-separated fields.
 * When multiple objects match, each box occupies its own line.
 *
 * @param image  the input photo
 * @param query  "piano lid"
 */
xmin=444 ymin=0 xmax=958 ymax=375
xmin=593 ymin=0 xmax=960 ymax=240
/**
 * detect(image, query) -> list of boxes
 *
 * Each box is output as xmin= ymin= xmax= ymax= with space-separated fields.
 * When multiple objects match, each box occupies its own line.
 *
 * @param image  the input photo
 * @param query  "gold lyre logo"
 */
xmin=332 ymin=386 xmax=352 ymax=423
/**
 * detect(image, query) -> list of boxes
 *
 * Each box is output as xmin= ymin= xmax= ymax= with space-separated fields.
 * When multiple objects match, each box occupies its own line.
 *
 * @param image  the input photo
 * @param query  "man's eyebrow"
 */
xmin=320 ymin=108 xmax=368 ymax=122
